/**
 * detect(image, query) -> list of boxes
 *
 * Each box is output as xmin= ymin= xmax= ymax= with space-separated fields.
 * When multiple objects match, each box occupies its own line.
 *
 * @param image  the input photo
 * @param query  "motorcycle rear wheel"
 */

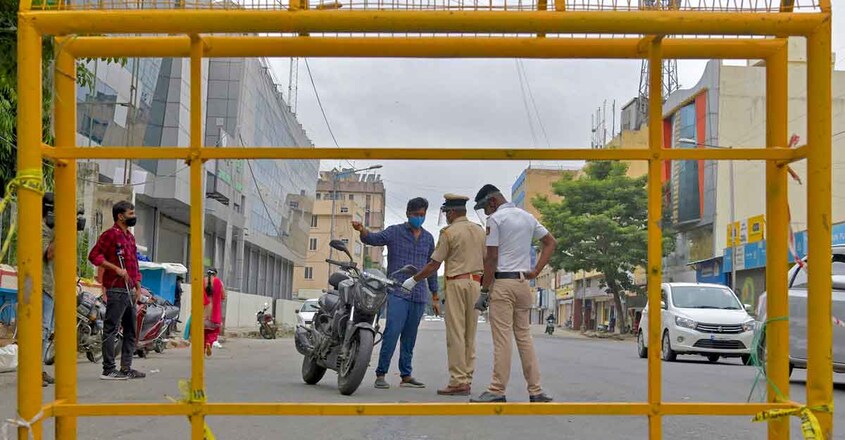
xmin=302 ymin=354 xmax=327 ymax=385
xmin=337 ymin=330 xmax=374 ymax=396
xmin=259 ymin=324 xmax=275 ymax=340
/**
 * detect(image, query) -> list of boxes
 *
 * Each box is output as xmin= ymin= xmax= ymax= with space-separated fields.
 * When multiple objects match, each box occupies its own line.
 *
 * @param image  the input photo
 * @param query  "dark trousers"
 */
xmin=375 ymin=295 xmax=426 ymax=378
xmin=102 ymin=288 xmax=137 ymax=373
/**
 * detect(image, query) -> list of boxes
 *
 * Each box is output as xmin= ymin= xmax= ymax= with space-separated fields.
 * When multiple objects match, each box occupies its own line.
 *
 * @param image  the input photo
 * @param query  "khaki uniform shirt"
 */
xmin=430 ymin=216 xmax=486 ymax=277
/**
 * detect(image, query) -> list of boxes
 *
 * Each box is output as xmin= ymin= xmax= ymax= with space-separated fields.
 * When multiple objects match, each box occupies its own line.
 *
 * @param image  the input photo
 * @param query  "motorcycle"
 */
xmin=295 ymin=239 xmax=417 ymax=396
xmin=45 ymin=280 xmax=107 ymax=365
xmin=545 ymin=320 xmax=555 ymax=335
xmin=257 ymin=303 xmax=276 ymax=340
xmin=112 ymin=289 xmax=180 ymax=358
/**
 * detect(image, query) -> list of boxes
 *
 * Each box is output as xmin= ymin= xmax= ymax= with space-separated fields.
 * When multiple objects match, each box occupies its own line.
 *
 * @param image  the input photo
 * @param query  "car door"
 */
xmin=788 ymin=254 xmax=845 ymax=365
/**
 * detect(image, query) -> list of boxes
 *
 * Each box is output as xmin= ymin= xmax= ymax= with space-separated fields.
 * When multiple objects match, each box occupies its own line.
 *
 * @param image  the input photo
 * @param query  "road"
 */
xmin=1 ymin=321 xmax=843 ymax=439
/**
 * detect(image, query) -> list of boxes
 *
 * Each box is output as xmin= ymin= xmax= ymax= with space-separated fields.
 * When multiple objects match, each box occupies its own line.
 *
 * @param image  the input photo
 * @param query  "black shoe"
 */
xmin=100 ymin=370 xmax=128 ymax=380
xmin=529 ymin=393 xmax=554 ymax=403
xmin=121 ymin=368 xmax=146 ymax=379
xmin=470 ymin=391 xmax=507 ymax=403
xmin=42 ymin=371 xmax=54 ymax=385
xmin=399 ymin=377 xmax=425 ymax=388
xmin=374 ymin=376 xmax=390 ymax=389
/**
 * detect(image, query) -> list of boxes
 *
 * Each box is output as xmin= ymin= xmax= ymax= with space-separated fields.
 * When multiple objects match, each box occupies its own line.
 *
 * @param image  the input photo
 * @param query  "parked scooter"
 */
xmin=295 ymin=239 xmax=416 ymax=396
xmin=45 ymin=280 xmax=106 ymax=365
xmin=257 ymin=303 xmax=276 ymax=340
xmin=112 ymin=289 xmax=180 ymax=357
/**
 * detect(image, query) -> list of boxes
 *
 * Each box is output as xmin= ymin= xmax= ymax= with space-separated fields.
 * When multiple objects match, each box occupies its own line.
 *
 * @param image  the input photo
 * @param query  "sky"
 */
xmin=269 ymin=5 xmax=845 ymax=233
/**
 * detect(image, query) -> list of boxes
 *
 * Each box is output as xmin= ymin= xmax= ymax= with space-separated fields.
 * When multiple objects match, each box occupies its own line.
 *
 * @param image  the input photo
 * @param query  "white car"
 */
xmin=296 ymin=299 xmax=319 ymax=327
xmin=637 ymin=283 xmax=755 ymax=364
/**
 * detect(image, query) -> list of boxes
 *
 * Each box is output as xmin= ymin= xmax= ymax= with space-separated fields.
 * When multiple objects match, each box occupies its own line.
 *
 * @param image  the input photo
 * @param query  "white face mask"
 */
xmin=438 ymin=210 xmax=449 ymax=227
xmin=474 ymin=209 xmax=488 ymax=228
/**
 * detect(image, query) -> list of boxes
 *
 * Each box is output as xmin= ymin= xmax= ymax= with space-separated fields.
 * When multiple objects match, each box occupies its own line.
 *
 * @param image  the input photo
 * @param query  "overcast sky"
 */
xmin=269 ymin=6 xmax=845 ymax=233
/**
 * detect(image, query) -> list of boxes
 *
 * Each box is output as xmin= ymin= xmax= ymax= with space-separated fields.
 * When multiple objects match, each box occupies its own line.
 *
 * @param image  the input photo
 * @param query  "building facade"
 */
xmin=75 ymin=55 xmax=319 ymax=299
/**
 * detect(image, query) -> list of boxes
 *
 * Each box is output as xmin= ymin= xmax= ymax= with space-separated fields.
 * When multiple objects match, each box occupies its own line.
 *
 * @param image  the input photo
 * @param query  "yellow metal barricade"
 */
xmin=12 ymin=0 xmax=833 ymax=439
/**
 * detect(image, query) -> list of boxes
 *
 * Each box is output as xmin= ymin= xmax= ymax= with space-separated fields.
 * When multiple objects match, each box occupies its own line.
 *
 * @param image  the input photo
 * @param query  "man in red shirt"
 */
xmin=88 ymin=201 xmax=146 ymax=380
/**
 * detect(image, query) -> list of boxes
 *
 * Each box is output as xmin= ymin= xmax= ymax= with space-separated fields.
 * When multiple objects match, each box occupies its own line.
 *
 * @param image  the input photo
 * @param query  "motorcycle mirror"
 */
xmin=329 ymin=239 xmax=348 ymax=252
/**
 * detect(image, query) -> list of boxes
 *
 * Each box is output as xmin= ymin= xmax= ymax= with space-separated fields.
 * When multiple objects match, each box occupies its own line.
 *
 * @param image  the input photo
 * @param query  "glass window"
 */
xmin=309 ymin=238 xmax=317 ymax=251
xmin=300 ymin=301 xmax=319 ymax=312
xmin=670 ymin=286 xmax=742 ymax=310
xmin=340 ymin=207 xmax=349 ymax=213
xmin=791 ymin=257 xmax=845 ymax=288
xmin=310 ymin=215 xmax=318 ymax=228
xmin=676 ymin=103 xmax=701 ymax=223
xmin=304 ymin=267 xmax=313 ymax=280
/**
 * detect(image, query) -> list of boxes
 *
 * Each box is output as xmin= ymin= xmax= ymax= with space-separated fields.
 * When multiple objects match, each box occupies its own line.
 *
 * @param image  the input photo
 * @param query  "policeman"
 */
xmin=403 ymin=194 xmax=486 ymax=396
xmin=470 ymin=184 xmax=556 ymax=403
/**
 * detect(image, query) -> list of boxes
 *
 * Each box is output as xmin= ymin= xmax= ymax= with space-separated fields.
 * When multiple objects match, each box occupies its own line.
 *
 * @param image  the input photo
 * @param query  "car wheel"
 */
xmin=707 ymin=354 xmax=720 ymax=363
xmin=661 ymin=331 xmax=677 ymax=362
xmin=637 ymin=331 xmax=648 ymax=359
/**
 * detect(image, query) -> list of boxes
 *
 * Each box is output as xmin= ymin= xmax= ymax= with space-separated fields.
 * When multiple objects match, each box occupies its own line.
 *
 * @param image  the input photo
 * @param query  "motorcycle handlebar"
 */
xmin=325 ymin=258 xmax=357 ymax=269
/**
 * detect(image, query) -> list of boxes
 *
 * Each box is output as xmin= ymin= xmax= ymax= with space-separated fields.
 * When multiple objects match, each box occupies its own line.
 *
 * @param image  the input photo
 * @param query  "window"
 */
xmin=304 ymin=267 xmax=313 ymax=280
xmin=349 ymin=194 xmax=355 ymax=201
xmin=340 ymin=207 xmax=349 ymax=213
xmin=309 ymin=238 xmax=317 ymax=251
xmin=586 ymin=279 xmax=592 ymax=288
xmin=310 ymin=215 xmax=318 ymax=228
xmin=289 ymin=201 xmax=299 ymax=209
xmin=316 ymin=193 xmax=322 ymax=200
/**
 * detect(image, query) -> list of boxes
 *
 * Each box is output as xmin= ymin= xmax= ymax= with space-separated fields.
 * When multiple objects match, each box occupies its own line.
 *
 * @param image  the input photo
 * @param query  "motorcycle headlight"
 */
xmin=742 ymin=320 xmax=756 ymax=333
xmin=675 ymin=316 xmax=697 ymax=330
xmin=356 ymin=286 xmax=384 ymax=315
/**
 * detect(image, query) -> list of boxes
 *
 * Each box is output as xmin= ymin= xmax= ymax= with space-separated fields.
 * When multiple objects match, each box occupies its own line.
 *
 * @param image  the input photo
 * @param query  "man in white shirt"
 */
xmin=470 ymin=184 xmax=557 ymax=403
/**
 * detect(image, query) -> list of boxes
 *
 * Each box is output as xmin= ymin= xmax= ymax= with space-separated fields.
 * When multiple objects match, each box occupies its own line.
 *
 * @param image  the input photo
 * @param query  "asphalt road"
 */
xmin=1 ymin=321 xmax=844 ymax=439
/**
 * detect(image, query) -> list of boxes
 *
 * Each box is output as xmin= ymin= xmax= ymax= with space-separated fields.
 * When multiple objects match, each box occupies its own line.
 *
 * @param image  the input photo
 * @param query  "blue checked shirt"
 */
xmin=360 ymin=223 xmax=438 ymax=303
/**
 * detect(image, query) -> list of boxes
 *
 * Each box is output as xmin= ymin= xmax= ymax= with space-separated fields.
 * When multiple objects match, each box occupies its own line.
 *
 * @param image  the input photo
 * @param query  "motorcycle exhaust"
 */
xmin=294 ymin=325 xmax=314 ymax=355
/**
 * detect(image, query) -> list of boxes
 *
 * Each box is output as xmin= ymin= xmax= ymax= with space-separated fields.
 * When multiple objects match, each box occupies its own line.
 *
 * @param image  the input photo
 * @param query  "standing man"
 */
xmin=41 ymin=193 xmax=56 ymax=387
xmin=405 ymin=194 xmax=486 ymax=396
xmin=352 ymin=197 xmax=437 ymax=389
xmin=89 ymin=201 xmax=146 ymax=380
xmin=470 ymin=184 xmax=556 ymax=403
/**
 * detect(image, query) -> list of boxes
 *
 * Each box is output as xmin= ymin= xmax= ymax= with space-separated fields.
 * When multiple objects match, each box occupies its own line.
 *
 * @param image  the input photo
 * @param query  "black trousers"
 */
xmin=102 ymin=288 xmax=137 ymax=373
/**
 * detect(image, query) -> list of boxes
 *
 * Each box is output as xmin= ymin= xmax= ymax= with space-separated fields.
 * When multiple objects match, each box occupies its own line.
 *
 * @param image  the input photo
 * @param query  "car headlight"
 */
xmin=742 ymin=320 xmax=756 ymax=332
xmin=675 ymin=316 xmax=697 ymax=329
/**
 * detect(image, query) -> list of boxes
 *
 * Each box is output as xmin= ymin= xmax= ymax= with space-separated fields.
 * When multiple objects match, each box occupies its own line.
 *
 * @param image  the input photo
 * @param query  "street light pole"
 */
xmin=679 ymin=138 xmax=736 ymax=289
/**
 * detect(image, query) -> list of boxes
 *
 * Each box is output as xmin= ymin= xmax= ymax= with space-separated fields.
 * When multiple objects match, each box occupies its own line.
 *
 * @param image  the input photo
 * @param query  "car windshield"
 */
xmin=670 ymin=286 xmax=742 ymax=310
xmin=791 ymin=257 xmax=845 ymax=289
xmin=301 ymin=301 xmax=319 ymax=312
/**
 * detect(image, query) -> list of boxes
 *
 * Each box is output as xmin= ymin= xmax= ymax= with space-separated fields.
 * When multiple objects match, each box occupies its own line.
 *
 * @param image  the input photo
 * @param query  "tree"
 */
xmin=534 ymin=161 xmax=674 ymax=334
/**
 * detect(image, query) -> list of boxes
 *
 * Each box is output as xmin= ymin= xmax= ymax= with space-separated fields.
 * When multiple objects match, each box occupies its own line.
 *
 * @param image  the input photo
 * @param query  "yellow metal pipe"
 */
xmin=764 ymin=44 xmax=789 ymax=440
xmin=16 ymin=17 xmax=44 ymax=440
xmin=806 ymin=23 xmax=833 ymax=439
xmin=64 ymin=36 xmax=786 ymax=60
xmin=646 ymin=37 xmax=663 ymax=440
xmin=53 ymin=46 xmax=78 ymax=440
xmin=43 ymin=146 xmax=795 ymax=161
xmin=50 ymin=401 xmax=798 ymax=417
xmin=26 ymin=10 xmax=824 ymax=37
xmin=189 ymin=35 xmax=207 ymax=440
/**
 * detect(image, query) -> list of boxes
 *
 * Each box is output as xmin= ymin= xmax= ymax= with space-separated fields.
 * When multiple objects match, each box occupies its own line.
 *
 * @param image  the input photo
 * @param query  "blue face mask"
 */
xmin=408 ymin=216 xmax=425 ymax=229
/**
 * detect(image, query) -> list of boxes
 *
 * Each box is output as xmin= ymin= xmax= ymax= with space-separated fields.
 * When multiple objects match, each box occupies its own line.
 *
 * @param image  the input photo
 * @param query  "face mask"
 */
xmin=408 ymin=216 xmax=425 ymax=229
xmin=125 ymin=216 xmax=138 ymax=227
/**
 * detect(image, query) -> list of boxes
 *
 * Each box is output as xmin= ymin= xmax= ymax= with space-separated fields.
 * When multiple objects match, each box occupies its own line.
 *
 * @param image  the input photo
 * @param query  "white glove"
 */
xmin=401 ymin=277 xmax=418 ymax=292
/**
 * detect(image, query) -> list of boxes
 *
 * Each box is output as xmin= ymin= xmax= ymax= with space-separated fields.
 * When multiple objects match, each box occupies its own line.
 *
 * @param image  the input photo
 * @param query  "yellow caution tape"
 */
xmin=166 ymin=379 xmax=216 ymax=440
xmin=752 ymin=404 xmax=833 ymax=440
xmin=0 ymin=169 xmax=45 ymax=263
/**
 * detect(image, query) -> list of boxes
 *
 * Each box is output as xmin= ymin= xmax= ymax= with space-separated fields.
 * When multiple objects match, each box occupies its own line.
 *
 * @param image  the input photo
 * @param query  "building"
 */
xmin=315 ymin=169 xmax=386 ymax=269
xmin=649 ymin=38 xmax=845 ymax=310
xmin=292 ymin=169 xmax=385 ymax=298
xmin=293 ymin=198 xmax=367 ymax=298
xmin=75 ymin=55 xmax=319 ymax=299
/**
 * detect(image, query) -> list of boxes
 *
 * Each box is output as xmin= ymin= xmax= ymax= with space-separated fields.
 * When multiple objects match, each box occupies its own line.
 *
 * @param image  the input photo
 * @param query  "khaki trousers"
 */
xmin=488 ymin=278 xmax=542 ymax=395
xmin=445 ymin=278 xmax=481 ymax=386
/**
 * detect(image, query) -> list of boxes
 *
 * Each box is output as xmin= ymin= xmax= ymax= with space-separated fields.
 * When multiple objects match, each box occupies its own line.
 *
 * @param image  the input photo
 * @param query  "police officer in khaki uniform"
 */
xmin=470 ymin=184 xmax=556 ymax=403
xmin=403 ymin=194 xmax=486 ymax=396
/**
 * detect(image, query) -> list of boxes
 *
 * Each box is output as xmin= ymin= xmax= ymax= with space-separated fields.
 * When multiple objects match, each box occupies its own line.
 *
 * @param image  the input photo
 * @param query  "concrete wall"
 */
xmin=178 ymin=285 xmax=303 ymax=332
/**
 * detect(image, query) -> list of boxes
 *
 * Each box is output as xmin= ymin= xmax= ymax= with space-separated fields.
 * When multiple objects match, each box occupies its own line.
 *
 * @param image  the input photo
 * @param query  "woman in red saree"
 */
xmin=203 ymin=268 xmax=225 ymax=356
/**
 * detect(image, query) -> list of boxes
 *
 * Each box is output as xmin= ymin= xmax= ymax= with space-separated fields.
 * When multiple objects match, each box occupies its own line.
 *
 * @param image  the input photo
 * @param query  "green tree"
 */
xmin=534 ymin=161 xmax=674 ymax=334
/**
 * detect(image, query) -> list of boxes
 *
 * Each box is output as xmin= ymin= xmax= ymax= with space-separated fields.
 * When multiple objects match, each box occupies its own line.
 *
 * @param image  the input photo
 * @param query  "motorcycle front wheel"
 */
xmin=44 ymin=339 xmax=55 ymax=365
xmin=337 ymin=330 xmax=374 ymax=396
xmin=259 ymin=323 xmax=275 ymax=340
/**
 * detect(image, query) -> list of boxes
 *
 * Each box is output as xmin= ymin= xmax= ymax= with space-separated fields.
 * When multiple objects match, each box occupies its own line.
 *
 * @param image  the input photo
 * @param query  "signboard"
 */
xmin=727 ymin=214 xmax=765 ymax=247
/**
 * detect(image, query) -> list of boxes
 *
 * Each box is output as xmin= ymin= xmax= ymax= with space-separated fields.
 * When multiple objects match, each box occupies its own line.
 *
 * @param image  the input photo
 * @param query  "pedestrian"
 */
xmin=172 ymin=275 xmax=183 ymax=333
xmin=88 ymin=200 xmax=146 ymax=380
xmin=470 ymin=184 xmax=556 ymax=403
xmin=404 ymin=194 xmax=486 ymax=396
xmin=203 ymin=268 xmax=225 ymax=356
xmin=352 ymin=197 xmax=438 ymax=390
xmin=41 ymin=193 xmax=56 ymax=387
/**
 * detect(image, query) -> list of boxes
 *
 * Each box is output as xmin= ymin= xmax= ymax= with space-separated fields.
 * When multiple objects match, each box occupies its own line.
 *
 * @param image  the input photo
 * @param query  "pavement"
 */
xmin=1 ymin=321 xmax=844 ymax=439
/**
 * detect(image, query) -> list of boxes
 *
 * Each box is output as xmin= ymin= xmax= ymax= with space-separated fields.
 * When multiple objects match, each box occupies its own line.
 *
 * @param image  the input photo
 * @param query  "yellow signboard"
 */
xmin=727 ymin=215 xmax=765 ymax=247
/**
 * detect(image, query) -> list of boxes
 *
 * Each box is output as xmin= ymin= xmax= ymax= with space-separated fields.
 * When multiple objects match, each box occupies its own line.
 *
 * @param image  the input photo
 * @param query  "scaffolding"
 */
xmin=13 ymin=0 xmax=833 ymax=439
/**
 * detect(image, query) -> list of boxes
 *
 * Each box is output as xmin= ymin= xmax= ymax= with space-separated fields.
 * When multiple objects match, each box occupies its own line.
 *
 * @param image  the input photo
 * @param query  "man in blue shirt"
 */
xmin=352 ymin=197 xmax=438 ymax=389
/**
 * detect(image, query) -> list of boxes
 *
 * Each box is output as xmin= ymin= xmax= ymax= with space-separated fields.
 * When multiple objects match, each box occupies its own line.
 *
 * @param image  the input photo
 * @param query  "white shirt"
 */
xmin=485 ymin=203 xmax=550 ymax=272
